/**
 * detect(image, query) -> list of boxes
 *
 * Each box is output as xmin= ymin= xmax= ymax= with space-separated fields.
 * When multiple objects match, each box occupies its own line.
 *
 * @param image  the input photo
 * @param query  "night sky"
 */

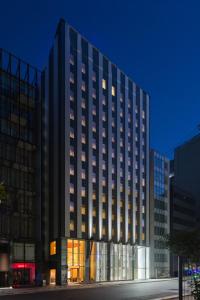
xmin=1 ymin=0 xmax=200 ymax=158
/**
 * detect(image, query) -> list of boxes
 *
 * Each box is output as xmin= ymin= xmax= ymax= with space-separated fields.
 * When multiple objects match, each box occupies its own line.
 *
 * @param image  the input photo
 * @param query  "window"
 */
xmin=93 ymin=208 xmax=96 ymax=217
xmin=81 ymin=188 xmax=86 ymax=197
xmin=50 ymin=241 xmax=56 ymax=255
xmin=102 ymin=210 xmax=106 ymax=219
xmin=70 ymin=221 xmax=74 ymax=231
xmin=112 ymin=86 xmax=115 ymax=96
xmin=81 ymin=223 xmax=86 ymax=232
xmin=70 ymin=202 xmax=74 ymax=212
xmin=81 ymin=206 xmax=86 ymax=215
xmin=82 ymin=63 xmax=86 ymax=74
xmin=102 ymin=79 xmax=106 ymax=89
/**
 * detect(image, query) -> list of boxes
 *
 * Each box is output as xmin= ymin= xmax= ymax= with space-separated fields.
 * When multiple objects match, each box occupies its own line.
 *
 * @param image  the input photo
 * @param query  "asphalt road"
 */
xmin=1 ymin=279 xmax=184 ymax=300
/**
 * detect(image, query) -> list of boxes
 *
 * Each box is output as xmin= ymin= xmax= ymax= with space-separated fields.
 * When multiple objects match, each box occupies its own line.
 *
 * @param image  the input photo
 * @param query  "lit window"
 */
xmin=92 ymin=176 xmax=96 ymax=183
xmin=120 ymin=216 xmax=123 ymax=222
xmin=70 ymin=185 xmax=74 ymax=194
xmin=102 ymin=195 xmax=106 ymax=203
xmin=70 ymin=147 xmax=75 ymax=157
xmin=102 ymin=210 xmax=106 ymax=219
xmin=81 ymin=206 xmax=86 ymax=215
xmin=120 ymin=201 xmax=123 ymax=207
xmin=92 ymin=193 xmax=96 ymax=200
xmin=142 ymin=111 xmax=145 ymax=119
xmin=70 ymin=167 xmax=74 ymax=176
xmin=93 ymin=226 xmax=96 ymax=234
xmin=128 ymin=218 xmax=131 ymax=224
xmin=92 ymin=142 xmax=96 ymax=150
xmin=81 ymin=223 xmax=86 ymax=232
xmin=102 ymin=130 xmax=106 ymax=138
xmin=120 ymin=97 xmax=123 ymax=103
xmin=112 ymin=214 xmax=115 ymax=221
xmin=92 ymin=108 xmax=96 ymax=116
xmin=50 ymin=241 xmax=56 ymax=255
xmin=102 ymin=226 xmax=106 ymax=235
xmin=81 ymin=188 xmax=86 ymax=197
xmin=82 ymin=135 xmax=86 ymax=144
xmin=70 ymin=110 xmax=74 ymax=120
xmin=102 ymin=179 xmax=106 ymax=187
xmin=92 ymin=160 xmax=96 ymax=166
xmin=142 ymin=178 xmax=145 ymax=186
xmin=82 ymin=118 xmax=86 ymax=126
xmin=142 ymin=125 xmax=145 ymax=132
xmin=81 ymin=171 xmax=86 ymax=180
xmin=70 ymin=73 xmax=75 ymax=84
xmin=70 ymin=221 xmax=74 ymax=231
xmin=81 ymin=82 xmax=86 ymax=92
xmin=92 ymin=89 xmax=96 ymax=99
xmin=82 ymin=99 xmax=86 ymax=109
xmin=102 ymin=113 xmax=106 ymax=122
xmin=142 ymin=233 xmax=145 ymax=241
xmin=81 ymin=153 xmax=86 ymax=162
xmin=70 ymin=131 xmax=74 ymax=139
xmin=70 ymin=202 xmax=74 ymax=212
xmin=102 ymin=79 xmax=106 ymax=89
xmin=93 ymin=209 xmax=96 ymax=217
xmin=142 ymin=206 xmax=145 ymax=213
xmin=112 ymin=86 xmax=115 ymax=96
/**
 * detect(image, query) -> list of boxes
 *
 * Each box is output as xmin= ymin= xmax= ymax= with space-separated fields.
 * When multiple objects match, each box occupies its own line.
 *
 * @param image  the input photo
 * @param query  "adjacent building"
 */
xmin=149 ymin=150 xmax=170 ymax=278
xmin=174 ymin=134 xmax=200 ymax=223
xmin=0 ymin=49 xmax=41 ymax=287
xmin=43 ymin=19 xmax=150 ymax=285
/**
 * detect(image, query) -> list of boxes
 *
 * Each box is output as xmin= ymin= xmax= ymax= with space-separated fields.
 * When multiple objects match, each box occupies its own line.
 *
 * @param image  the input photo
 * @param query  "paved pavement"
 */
xmin=0 ymin=279 xmax=192 ymax=300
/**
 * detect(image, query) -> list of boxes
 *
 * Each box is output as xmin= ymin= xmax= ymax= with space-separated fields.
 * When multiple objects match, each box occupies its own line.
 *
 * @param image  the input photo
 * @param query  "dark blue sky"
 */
xmin=1 ymin=0 xmax=200 ymax=158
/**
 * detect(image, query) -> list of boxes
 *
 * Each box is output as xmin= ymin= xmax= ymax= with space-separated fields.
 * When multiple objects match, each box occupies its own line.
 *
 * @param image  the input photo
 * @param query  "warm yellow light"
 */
xmin=112 ymin=86 xmax=115 ymax=96
xmin=50 ymin=241 xmax=56 ymax=255
xmin=102 ymin=79 xmax=106 ymax=89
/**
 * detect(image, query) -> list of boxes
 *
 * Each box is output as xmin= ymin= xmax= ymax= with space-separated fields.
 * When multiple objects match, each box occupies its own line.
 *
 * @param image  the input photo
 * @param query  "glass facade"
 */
xmin=0 ymin=49 xmax=41 ymax=287
xmin=150 ymin=150 xmax=170 ymax=278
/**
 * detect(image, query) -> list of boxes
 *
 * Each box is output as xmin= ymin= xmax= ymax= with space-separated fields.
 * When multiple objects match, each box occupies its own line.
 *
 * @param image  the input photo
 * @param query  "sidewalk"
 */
xmin=0 ymin=278 xmax=177 ymax=297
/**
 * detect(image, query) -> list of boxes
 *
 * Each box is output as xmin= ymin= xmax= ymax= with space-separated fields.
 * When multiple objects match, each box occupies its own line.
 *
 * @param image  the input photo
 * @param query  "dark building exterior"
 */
xmin=174 ymin=134 xmax=200 ymax=222
xmin=43 ymin=19 xmax=150 ymax=285
xmin=149 ymin=150 xmax=170 ymax=279
xmin=0 ymin=49 xmax=41 ymax=287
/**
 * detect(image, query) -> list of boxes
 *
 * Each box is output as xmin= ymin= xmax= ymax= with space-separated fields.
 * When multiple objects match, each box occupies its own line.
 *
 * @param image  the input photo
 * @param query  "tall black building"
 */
xmin=43 ymin=19 xmax=150 ymax=285
xmin=0 ymin=49 xmax=41 ymax=287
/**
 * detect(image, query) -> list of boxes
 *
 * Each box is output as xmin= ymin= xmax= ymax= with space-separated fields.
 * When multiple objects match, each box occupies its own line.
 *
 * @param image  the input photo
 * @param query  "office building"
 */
xmin=174 ymin=134 xmax=200 ymax=222
xmin=0 ymin=49 xmax=41 ymax=287
xmin=170 ymin=162 xmax=196 ymax=276
xmin=149 ymin=150 xmax=170 ymax=278
xmin=43 ymin=19 xmax=150 ymax=284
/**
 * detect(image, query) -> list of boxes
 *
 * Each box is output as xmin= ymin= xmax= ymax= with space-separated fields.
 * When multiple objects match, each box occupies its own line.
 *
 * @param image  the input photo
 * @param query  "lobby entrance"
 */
xmin=67 ymin=240 xmax=85 ymax=283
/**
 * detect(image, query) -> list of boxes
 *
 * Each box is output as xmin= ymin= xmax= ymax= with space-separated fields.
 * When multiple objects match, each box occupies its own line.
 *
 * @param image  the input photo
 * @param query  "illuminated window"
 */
xmin=92 ymin=176 xmax=96 ymax=183
xmin=92 ymin=108 xmax=96 ymax=116
xmin=102 ymin=210 xmax=106 ymax=219
xmin=81 ymin=188 xmax=86 ymax=197
xmin=120 ymin=201 xmax=123 ymax=207
xmin=81 ymin=135 xmax=86 ymax=144
xmin=82 ymin=118 xmax=86 ymax=126
xmin=70 ymin=221 xmax=74 ymax=231
xmin=92 ymin=142 xmax=96 ymax=150
xmin=92 ymin=89 xmax=96 ymax=99
xmin=92 ymin=160 xmax=96 ymax=166
xmin=82 ymin=99 xmax=86 ymax=109
xmin=81 ymin=206 xmax=86 ymax=215
xmin=70 ymin=187 xmax=74 ymax=194
xmin=70 ymin=167 xmax=74 ymax=176
xmin=142 ymin=206 xmax=145 ymax=213
xmin=70 ymin=148 xmax=75 ymax=157
xmin=112 ymin=86 xmax=115 ymax=96
xmin=128 ymin=218 xmax=131 ymax=224
xmin=70 ymin=131 xmax=74 ymax=139
xmin=142 ymin=179 xmax=145 ymax=186
xmin=81 ymin=82 xmax=86 ymax=92
xmin=50 ymin=241 xmax=56 ymax=255
xmin=102 ymin=79 xmax=106 ymax=89
xmin=70 ymin=73 xmax=75 ymax=84
xmin=102 ymin=226 xmax=106 ymax=235
xmin=92 ymin=193 xmax=96 ymax=200
xmin=92 ymin=226 xmax=96 ymax=234
xmin=70 ymin=110 xmax=74 ymax=120
xmin=142 ymin=233 xmax=145 ymax=240
xmin=102 ymin=195 xmax=106 ymax=203
xmin=81 ymin=153 xmax=86 ymax=162
xmin=92 ymin=125 xmax=96 ymax=132
xmin=112 ymin=214 xmax=115 ymax=221
xmin=70 ymin=202 xmax=74 ymax=212
xmin=81 ymin=171 xmax=86 ymax=180
xmin=142 ymin=111 xmax=145 ymax=118
xmin=120 ymin=216 xmax=123 ymax=222
xmin=81 ymin=223 xmax=86 ymax=233
xmin=93 ymin=209 xmax=96 ymax=217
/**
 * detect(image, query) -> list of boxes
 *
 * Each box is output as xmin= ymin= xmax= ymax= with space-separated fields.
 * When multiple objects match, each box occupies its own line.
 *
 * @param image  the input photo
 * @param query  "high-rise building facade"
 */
xmin=43 ymin=19 xmax=150 ymax=285
xmin=149 ymin=150 xmax=170 ymax=278
xmin=0 ymin=49 xmax=41 ymax=287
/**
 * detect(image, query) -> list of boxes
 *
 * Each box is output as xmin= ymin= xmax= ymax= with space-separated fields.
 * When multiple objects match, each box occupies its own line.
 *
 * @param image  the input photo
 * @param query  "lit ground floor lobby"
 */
xmin=48 ymin=238 xmax=150 ymax=285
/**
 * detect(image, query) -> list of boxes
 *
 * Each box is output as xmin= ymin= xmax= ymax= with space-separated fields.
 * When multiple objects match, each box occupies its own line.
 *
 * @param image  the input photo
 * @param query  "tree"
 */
xmin=165 ymin=229 xmax=200 ymax=300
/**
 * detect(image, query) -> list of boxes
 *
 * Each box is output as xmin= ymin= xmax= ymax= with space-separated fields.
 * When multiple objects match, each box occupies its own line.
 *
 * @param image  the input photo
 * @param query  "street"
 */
xmin=0 ymin=279 xmax=190 ymax=300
